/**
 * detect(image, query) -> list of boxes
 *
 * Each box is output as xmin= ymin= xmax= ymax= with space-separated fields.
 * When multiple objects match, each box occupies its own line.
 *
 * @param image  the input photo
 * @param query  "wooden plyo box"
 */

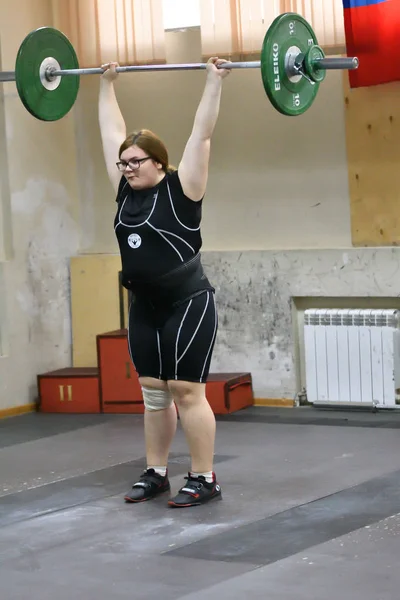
xmin=96 ymin=329 xmax=144 ymax=414
xmin=205 ymin=373 xmax=254 ymax=414
xmin=38 ymin=367 xmax=100 ymax=413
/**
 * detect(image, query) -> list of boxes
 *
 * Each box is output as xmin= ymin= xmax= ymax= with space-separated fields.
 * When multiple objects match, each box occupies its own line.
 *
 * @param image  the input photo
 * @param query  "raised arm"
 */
xmin=178 ymin=58 xmax=231 ymax=202
xmin=98 ymin=63 xmax=127 ymax=195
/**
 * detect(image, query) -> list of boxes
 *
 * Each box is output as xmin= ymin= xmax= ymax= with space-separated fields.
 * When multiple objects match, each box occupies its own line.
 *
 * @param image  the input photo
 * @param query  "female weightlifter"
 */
xmin=98 ymin=57 xmax=230 ymax=508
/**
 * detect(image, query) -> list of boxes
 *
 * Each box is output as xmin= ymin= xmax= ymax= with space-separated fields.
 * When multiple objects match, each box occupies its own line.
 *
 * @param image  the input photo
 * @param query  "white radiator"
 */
xmin=304 ymin=309 xmax=400 ymax=408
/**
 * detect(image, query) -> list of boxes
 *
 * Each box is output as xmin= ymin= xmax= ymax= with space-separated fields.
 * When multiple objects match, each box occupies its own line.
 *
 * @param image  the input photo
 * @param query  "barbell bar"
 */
xmin=1 ymin=71 xmax=16 ymax=82
xmin=1 ymin=12 xmax=359 ymax=121
xmin=49 ymin=56 xmax=358 ymax=77
xmin=0 ymin=55 xmax=358 ymax=80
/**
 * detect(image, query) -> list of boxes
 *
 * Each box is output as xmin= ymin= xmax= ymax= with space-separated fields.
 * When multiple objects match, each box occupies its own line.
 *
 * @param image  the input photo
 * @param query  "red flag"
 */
xmin=343 ymin=0 xmax=400 ymax=88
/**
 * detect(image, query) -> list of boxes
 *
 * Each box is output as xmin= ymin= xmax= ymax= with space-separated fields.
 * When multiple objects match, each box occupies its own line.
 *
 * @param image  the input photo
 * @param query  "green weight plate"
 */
xmin=261 ymin=13 xmax=320 ymax=117
xmin=304 ymin=45 xmax=326 ymax=83
xmin=15 ymin=27 xmax=79 ymax=122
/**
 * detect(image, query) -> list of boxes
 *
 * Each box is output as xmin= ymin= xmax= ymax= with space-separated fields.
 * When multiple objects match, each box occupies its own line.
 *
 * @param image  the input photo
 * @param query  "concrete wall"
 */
xmin=204 ymin=248 xmax=400 ymax=399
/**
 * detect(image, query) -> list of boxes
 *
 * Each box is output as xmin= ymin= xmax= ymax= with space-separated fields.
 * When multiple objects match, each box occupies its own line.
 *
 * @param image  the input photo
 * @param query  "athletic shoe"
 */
xmin=124 ymin=468 xmax=170 ymax=503
xmin=168 ymin=473 xmax=222 ymax=508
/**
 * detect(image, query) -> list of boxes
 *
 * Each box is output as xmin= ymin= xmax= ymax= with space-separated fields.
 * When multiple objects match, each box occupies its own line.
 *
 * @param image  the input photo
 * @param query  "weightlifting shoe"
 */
xmin=124 ymin=468 xmax=170 ymax=503
xmin=168 ymin=473 xmax=222 ymax=508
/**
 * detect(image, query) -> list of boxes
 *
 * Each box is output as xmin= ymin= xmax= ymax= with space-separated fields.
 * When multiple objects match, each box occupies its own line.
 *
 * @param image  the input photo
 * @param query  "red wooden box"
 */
xmin=205 ymin=372 xmax=254 ymax=414
xmin=96 ymin=329 xmax=144 ymax=414
xmin=37 ymin=367 xmax=100 ymax=413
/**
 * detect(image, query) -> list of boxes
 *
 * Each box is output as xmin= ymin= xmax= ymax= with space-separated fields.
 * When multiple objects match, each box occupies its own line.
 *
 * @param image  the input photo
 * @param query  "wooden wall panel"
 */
xmin=70 ymin=255 xmax=123 ymax=367
xmin=344 ymin=74 xmax=400 ymax=246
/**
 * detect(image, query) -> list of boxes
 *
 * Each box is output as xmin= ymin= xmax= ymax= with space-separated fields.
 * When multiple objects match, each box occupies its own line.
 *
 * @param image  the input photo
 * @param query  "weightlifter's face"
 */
xmin=120 ymin=145 xmax=163 ymax=190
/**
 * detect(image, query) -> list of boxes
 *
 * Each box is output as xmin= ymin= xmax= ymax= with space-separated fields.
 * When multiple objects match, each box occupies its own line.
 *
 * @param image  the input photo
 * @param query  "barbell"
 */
xmin=1 ymin=12 xmax=358 ymax=121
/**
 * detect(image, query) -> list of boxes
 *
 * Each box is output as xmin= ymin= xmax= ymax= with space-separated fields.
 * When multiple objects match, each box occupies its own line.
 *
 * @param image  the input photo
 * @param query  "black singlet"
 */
xmin=114 ymin=170 xmax=214 ymax=305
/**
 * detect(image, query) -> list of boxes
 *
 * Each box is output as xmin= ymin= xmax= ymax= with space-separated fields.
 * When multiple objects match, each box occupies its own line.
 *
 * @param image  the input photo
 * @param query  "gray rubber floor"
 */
xmin=1 ymin=407 xmax=400 ymax=599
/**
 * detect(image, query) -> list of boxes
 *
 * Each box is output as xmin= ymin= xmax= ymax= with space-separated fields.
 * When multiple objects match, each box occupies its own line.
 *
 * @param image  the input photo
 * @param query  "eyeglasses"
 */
xmin=116 ymin=157 xmax=152 ymax=171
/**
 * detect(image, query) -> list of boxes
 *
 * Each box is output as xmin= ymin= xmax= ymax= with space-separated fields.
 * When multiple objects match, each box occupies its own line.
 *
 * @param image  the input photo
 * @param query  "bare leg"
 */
xmin=167 ymin=380 xmax=215 ymax=473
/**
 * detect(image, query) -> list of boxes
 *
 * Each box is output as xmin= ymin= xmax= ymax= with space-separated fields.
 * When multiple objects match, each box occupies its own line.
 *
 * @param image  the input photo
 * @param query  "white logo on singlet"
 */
xmin=127 ymin=233 xmax=142 ymax=249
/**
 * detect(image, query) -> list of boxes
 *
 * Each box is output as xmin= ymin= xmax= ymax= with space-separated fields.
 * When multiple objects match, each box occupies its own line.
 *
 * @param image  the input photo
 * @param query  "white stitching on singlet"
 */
xmin=177 ymin=291 xmax=210 ymax=365
xmin=157 ymin=229 xmax=195 ymax=254
xmin=157 ymin=330 xmax=162 ymax=379
xmin=174 ymin=299 xmax=193 ymax=379
xmin=147 ymin=222 xmax=184 ymax=261
xmin=199 ymin=293 xmax=218 ymax=383
xmin=167 ymin=181 xmax=200 ymax=231
xmin=127 ymin=299 xmax=137 ymax=370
